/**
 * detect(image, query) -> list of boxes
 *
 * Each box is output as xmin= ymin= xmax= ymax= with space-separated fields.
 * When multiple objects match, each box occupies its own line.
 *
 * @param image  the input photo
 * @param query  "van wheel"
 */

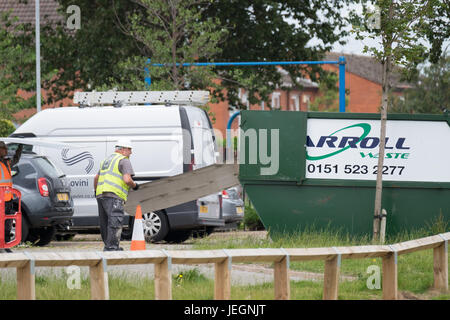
xmin=142 ymin=211 xmax=169 ymax=243
xmin=120 ymin=217 xmax=134 ymax=241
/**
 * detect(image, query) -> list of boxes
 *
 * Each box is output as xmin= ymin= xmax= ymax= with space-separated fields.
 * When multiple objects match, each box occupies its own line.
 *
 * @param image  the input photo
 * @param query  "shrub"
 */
xmin=0 ymin=119 xmax=15 ymax=136
xmin=243 ymin=204 xmax=265 ymax=231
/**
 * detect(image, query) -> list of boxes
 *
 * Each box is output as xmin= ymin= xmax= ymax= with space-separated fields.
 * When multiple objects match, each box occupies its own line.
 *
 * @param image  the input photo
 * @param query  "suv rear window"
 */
xmin=33 ymin=157 xmax=65 ymax=178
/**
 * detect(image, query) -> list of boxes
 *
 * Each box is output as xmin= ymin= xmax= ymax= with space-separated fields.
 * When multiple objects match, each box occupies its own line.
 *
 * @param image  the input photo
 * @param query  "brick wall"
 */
xmin=323 ymin=65 xmax=382 ymax=113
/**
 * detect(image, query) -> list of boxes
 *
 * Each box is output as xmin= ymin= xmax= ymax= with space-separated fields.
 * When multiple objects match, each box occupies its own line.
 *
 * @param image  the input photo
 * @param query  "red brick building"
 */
xmin=324 ymin=52 xmax=410 ymax=114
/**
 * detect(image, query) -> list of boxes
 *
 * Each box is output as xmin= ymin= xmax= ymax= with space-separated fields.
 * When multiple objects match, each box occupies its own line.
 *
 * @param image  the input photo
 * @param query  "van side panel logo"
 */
xmin=306 ymin=123 xmax=371 ymax=160
xmin=62 ymin=149 xmax=94 ymax=173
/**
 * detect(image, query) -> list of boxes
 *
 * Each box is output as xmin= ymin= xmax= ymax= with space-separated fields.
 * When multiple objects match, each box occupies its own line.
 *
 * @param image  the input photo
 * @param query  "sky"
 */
xmin=306 ymin=2 xmax=382 ymax=56
xmin=299 ymin=2 xmax=449 ymax=59
xmin=323 ymin=30 xmax=381 ymax=56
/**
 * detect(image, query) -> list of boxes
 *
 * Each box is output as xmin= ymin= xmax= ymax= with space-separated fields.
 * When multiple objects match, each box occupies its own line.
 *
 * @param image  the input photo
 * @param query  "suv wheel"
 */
xmin=142 ymin=211 xmax=169 ymax=243
xmin=11 ymin=218 xmax=29 ymax=243
xmin=35 ymin=227 xmax=56 ymax=246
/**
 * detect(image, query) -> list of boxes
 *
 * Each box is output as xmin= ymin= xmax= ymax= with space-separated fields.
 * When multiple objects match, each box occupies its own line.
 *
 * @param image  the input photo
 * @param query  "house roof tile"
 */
xmin=0 ymin=0 xmax=63 ymax=25
xmin=325 ymin=52 xmax=411 ymax=89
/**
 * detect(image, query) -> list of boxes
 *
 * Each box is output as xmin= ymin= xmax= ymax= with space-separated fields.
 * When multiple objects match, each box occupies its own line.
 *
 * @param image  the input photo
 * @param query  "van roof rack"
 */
xmin=73 ymin=91 xmax=210 ymax=107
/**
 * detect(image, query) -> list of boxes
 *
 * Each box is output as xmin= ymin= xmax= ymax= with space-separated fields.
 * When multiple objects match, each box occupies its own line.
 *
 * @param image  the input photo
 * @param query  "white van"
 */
xmin=11 ymin=91 xmax=231 ymax=243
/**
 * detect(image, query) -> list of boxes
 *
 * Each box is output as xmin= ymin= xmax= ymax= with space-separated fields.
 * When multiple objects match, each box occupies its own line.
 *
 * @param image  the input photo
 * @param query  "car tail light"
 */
xmin=222 ymin=190 xmax=229 ymax=199
xmin=38 ymin=178 xmax=49 ymax=197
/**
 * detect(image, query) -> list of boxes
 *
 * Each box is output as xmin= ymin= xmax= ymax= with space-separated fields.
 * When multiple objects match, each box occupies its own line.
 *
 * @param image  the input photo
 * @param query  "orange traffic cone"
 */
xmin=130 ymin=205 xmax=146 ymax=251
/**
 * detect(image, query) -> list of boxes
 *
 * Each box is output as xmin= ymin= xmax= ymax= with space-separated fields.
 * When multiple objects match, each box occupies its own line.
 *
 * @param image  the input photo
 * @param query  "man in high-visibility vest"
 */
xmin=0 ymin=141 xmax=23 ymax=250
xmin=94 ymin=139 xmax=139 ymax=251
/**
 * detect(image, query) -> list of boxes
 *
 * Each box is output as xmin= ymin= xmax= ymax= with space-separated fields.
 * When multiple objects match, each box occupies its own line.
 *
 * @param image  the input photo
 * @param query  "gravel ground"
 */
xmin=0 ymin=231 xmax=355 ymax=285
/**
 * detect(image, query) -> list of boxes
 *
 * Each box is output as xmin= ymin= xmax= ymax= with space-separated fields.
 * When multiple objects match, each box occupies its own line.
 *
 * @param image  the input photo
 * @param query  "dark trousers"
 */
xmin=97 ymin=197 xmax=125 ymax=251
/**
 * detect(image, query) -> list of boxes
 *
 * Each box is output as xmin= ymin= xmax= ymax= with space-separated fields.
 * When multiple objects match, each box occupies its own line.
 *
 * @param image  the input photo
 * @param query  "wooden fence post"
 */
xmin=323 ymin=250 xmax=341 ymax=300
xmin=382 ymin=247 xmax=398 ymax=300
xmin=16 ymin=252 xmax=35 ymax=300
xmin=274 ymin=253 xmax=290 ymax=300
xmin=155 ymin=250 xmax=172 ymax=300
xmin=433 ymin=237 xmax=448 ymax=292
xmin=214 ymin=250 xmax=231 ymax=300
xmin=90 ymin=256 xmax=109 ymax=300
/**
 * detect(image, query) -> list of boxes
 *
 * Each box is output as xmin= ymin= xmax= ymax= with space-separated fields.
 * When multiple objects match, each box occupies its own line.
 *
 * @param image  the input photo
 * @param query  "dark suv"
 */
xmin=10 ymin=151 xmax=74 ymax=246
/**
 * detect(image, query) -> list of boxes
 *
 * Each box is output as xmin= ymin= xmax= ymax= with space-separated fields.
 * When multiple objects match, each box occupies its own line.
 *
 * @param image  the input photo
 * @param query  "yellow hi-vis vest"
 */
xmin=96 ymin=153 xmax=130 ymax=202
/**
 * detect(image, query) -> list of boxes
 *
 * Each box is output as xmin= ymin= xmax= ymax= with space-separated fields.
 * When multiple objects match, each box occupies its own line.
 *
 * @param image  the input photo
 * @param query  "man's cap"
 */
xmin=0 ymin=141 xmax=7 ymax=149
xmin=115 ymin=138 xmax=133 ymax=149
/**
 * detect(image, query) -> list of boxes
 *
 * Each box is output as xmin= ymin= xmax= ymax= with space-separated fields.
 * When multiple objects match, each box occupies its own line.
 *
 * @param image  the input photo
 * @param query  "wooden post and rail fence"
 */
xmin=0 ymin=232 xmax=448 ymax=300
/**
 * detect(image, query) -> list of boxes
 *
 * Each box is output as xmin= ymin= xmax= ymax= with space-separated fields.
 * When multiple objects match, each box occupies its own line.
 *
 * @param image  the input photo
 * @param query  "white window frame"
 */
xmin=271 ymin=92 xmax=281 ymax=109
xmin=303 ymin=94 xmax=311 ymax=111
xmin=291 ymin=95 xmax=299 ymax=111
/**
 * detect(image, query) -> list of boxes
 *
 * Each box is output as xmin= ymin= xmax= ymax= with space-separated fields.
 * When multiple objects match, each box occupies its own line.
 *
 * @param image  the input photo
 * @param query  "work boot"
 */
xmin=103 ymin=247 xmax=124 ymax=251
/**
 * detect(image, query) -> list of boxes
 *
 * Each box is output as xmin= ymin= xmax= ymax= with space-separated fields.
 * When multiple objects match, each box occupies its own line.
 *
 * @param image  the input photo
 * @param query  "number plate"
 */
xmin=236 ymin=207 xmax=244 ymax=214
xmin=57 ymin=193 xmax=69 ymax=201
xmin=200 ymin=205 xmax=208 ymax=213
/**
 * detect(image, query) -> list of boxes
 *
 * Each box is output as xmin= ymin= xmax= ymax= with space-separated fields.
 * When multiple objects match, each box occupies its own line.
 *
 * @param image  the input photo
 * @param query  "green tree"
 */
xmin=352 ymin=0 xmax=447 ymax=242
xmin=0 ymin=119 xmax=16 ymax=137
xmin=390 ymin=54 xmax=449 ymax=114
xmin=40 ymin=0 xmax=143 ymax=105
xmin=0 ymin=12 xmax=36 ymax=119
xmin=111 ymin=0 xmax=228 ymax=91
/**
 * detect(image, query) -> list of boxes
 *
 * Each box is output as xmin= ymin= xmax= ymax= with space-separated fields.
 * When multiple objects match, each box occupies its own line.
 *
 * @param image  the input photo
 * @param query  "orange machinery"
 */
xmin=0 ymin=187 xmax=22 ymax=249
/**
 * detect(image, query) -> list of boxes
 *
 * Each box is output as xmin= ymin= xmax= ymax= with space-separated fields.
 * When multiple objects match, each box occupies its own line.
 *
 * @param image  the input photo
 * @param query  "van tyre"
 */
xmin=120 ymin=217 xmax=134 ymax=241
xmin=142 ymin=211 xmax=169 ymax=243
xmin=120 ymin=227 xmax=133 ymax=241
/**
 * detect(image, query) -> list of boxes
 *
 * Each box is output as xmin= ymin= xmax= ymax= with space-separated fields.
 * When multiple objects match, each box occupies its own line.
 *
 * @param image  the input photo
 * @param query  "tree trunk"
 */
xmin=372 ymin=0 xmax=395 ymax=243
xmin=373 ymin=54 xmax=391 ymax=242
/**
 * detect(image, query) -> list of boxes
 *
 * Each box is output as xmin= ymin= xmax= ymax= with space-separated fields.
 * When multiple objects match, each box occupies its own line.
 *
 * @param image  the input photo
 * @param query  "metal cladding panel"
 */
xmin=246 ymin=183 xmax=450 ymax=236
xmin=239 ymin=110 xmax=307 ymax=182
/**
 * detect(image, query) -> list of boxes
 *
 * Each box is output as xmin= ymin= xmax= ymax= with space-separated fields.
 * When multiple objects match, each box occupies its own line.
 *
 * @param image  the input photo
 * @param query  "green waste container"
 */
xmin=238 ymin=111 xmax=450 ymax=236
